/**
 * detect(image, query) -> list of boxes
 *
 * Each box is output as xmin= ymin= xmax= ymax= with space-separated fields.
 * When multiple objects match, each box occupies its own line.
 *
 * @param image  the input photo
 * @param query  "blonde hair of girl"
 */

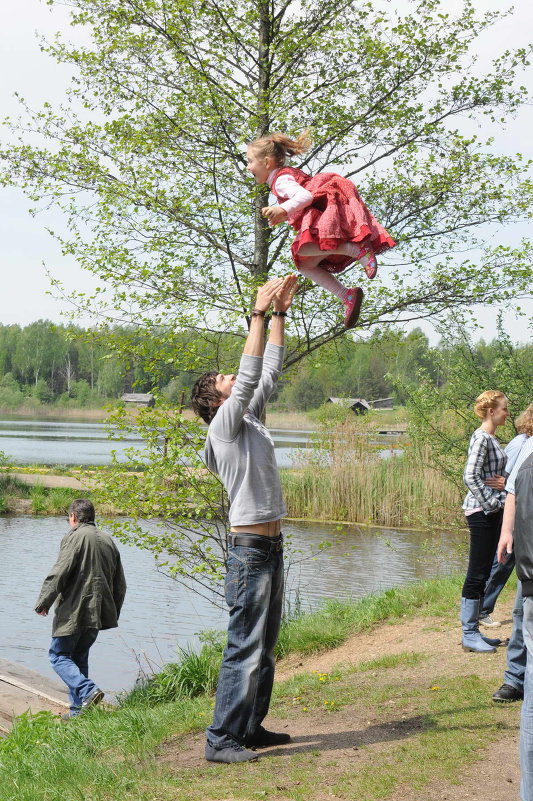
xmin=474 ymin=390 xmax=507 ymax=419
xmin=515 ymin=402 xmax=533 ymax=436
xmin=248 ymin=131 xmax=312 ymax=166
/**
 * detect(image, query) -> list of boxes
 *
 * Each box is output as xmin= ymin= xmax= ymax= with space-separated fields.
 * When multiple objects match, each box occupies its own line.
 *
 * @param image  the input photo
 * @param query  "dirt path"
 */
xmin=161 ymin=611 xmax=522 ymax=800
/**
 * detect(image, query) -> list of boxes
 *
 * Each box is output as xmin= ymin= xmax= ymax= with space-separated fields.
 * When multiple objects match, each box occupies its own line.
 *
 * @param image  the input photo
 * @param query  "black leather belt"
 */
xmin=229 ymin=533 xmax=283 ymax=552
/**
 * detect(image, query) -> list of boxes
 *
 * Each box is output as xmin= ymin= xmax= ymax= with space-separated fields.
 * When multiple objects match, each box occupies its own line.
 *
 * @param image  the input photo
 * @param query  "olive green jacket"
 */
xmin=35 ymin=522 xmax=126 ymax=637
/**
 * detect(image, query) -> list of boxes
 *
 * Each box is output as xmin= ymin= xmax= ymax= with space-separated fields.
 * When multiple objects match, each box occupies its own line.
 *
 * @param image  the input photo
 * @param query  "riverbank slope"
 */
xmin=1 ymin=575 xmax=520 ymax=801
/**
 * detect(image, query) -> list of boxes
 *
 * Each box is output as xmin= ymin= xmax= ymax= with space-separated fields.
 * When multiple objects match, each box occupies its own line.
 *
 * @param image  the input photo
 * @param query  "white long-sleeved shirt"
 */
xmin=267 ymin=168 xmax=313 ymax=218
xmin=203 ymin=343 xmax=287 ymax=527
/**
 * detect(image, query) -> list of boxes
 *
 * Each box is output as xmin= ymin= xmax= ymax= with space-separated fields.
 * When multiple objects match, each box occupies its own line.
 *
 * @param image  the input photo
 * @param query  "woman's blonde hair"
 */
xmin=474 ymin=390 xmax=507 ymax=419
xmin=515 ymin=402 xmax=533 ymax=436
xmin=248 ymin=131 xmax=311 ymax=166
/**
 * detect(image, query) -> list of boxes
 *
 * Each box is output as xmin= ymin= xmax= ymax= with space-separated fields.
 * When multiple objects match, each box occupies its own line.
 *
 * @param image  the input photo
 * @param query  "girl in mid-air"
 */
xmin=246 ymin=131 xmax=395 ymax=329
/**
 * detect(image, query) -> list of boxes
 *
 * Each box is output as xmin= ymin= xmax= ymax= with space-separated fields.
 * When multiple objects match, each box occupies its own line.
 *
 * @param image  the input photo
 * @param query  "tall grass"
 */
xmin=281 ymin=419 xmax=462 ymax=529
xmin=125 ymin=634 xmax=225 ymax=706
xmin=30 ymin=484 xmax=47 ymax=514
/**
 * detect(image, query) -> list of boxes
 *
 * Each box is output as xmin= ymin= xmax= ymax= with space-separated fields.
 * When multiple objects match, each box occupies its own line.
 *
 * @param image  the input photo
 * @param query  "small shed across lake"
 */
xmin=327 ymin=397 xmax=371 ymax=415
xmin=120 ymin=393 xmax=155 ymax=408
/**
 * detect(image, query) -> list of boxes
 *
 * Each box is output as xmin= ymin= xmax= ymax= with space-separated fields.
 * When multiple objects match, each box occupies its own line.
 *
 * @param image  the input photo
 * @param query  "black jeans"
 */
xmin=462 ymin=508 xmax=504 ymax=599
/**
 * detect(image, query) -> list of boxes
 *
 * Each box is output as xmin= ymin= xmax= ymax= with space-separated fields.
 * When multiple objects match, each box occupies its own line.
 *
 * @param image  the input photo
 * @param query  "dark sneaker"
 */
xmin=81 ymin=688 xmax=105 ymax=710
xmin=245 ymin=725 xmax=291 ymax=748
xmin=492 ymin=683 xmax=523 ymax=703
xmin=492 ymin=684 xmax=524 ymax=704
xmin=343 ymin=287 xmax=363 ymax=329
xmin=205 ymin=741 xmax=259 ymax=763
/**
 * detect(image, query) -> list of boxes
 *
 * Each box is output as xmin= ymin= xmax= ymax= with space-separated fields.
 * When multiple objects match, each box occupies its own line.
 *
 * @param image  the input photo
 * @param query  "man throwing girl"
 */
xmin=191 ymin=275 xmax=297 ymax=763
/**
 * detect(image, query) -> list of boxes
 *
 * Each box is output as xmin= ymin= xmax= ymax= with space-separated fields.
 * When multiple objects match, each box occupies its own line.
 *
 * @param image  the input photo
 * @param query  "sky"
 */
xmin=0 ymin=0 xmax=532 ymax=343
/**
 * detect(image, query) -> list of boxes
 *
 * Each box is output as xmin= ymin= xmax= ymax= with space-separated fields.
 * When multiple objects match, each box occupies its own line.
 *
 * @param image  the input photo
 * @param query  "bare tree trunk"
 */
xmin=252 ymin=0 xmax=273 ymax=283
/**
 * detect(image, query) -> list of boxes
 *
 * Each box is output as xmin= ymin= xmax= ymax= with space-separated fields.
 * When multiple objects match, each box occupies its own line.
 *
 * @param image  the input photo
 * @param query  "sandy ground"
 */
xmin=157 ymin=609 xmax=522 ymax=799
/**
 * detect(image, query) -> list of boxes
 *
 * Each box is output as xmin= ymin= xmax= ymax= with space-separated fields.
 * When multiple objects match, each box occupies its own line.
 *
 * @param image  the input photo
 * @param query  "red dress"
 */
xmin=271 ymin=167 xmax=395 ymax=274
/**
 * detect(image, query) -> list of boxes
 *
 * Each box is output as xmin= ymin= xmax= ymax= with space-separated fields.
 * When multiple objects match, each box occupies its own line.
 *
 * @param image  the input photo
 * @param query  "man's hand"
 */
xmin=486 ymin=475 xmax=505 ymax=491
xmin=273 ymin=274 xmax=298 ymax=312
xmin=254 ymin=278 xmax=285 ymax=312
xmin=497 ymin=531 xmax=513 ymax=564
xmin=261 ymin=205 xmax=288 ymax=226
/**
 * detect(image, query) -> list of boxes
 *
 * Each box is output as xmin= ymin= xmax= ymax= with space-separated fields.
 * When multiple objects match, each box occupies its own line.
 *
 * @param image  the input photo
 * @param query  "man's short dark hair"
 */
xmin=69 ymin=498 xmax=95 ymax=523
xmin=191 ymin=371 xmax=223 ymax=424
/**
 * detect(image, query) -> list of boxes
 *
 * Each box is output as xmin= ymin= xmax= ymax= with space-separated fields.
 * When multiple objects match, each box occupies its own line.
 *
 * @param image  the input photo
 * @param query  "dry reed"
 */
xmin=281 ymin=422 xmax=463 ymax=529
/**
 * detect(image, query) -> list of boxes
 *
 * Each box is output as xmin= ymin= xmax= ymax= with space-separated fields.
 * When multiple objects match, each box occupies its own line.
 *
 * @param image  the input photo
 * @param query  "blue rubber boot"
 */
xmin=481 ymin=634 xmax=502 ymax=646
xmin=461 ymin=597 xmax=497 ymax=652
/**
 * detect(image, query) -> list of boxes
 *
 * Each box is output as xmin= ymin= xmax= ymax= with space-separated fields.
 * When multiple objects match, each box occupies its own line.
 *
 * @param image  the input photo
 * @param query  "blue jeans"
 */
xmin=521 ymin=596 xmax=533 ymax=799
xmin=206 ymin=543 xmax=284 ymax=749
xmin=505 ymin=581 xmax=526 ymax=693
xmin=481 ymin=550 xmax=516 ymax=617
xmin=49 ymin=629 xmax=99 ymax=713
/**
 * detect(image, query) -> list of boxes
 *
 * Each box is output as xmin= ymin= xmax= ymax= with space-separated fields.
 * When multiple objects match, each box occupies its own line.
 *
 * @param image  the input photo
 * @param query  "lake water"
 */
xmin=0 ymin=418 xmax=313 ymax=468
xmin=0 ymin=417 xmax=402 ymax=468
xmin=0 ymin=515 xmax=466 ymax=698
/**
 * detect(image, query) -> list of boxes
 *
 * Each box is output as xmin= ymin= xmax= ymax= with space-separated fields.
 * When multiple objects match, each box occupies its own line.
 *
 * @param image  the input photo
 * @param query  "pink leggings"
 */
xmin=297 ymin=242 xmax=371 ymax=299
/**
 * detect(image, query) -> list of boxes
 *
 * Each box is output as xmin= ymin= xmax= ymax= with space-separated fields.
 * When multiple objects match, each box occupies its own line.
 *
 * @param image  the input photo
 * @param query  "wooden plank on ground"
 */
xmin=0 ymin=659 xmax=70 ymax=734
xmin=0 ymin=659 xmax=69 ymax=706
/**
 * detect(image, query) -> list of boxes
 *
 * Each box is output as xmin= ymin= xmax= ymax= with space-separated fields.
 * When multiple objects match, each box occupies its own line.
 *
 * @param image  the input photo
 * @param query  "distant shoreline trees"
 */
xmin=0 ymin=320 xmax=530 ymax=411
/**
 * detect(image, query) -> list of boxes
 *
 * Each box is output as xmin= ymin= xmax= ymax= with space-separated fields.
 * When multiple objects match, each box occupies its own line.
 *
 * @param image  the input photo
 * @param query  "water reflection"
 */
xmin=0 ymin=515 xmax=466 ymax=696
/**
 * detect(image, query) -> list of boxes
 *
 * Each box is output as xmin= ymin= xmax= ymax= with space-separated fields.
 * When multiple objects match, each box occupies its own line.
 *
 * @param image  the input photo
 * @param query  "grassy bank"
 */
xmin=0 ymin=475 xmax=117 ymax=516
xmin=0 ymin=574 xmax=519 ymax=801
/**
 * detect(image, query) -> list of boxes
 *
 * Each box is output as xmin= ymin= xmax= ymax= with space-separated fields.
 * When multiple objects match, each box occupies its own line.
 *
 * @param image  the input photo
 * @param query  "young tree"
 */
xmin=395 ymin=318 xmax=533 ymax=489
xmin=93 ymin=403 xmax=230 ymax=604
xmin=1 ymin=0 xmax=532 ymax=378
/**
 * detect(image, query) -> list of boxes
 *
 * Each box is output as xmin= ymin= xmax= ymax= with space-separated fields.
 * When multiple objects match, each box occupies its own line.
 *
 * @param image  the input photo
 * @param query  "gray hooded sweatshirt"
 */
xmin=204 ymin=343 xmax=287 ymax=527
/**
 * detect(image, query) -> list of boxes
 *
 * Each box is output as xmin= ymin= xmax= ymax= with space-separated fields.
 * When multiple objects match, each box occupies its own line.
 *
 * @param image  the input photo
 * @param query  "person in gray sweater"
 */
xmin=191 ymin=275 xmax=297 ymax=763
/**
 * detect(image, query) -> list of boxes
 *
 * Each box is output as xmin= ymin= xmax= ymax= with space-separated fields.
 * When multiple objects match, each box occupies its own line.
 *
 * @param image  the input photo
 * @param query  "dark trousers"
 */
xmin=462 ymin=509 xmax=504 ymax=599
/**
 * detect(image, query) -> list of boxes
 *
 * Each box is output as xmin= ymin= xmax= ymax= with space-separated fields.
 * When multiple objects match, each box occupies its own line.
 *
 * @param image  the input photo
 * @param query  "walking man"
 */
xmin=191 ymin=275 xmax=297 ymax=763
xmin=35 ymin=498 xmax=126 ymax=718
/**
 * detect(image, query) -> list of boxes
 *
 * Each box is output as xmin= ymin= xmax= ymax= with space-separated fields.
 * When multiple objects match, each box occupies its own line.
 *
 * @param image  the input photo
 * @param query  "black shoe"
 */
xmin=492 ymin=683 xmax=523 ymax=703
xmin=81 ymin=688 xmax=105 ymax=709
xmin=205 ymin=741 xmax=259 ymax=763
xmin=245 ymin=725 xmax=291 ymax=748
